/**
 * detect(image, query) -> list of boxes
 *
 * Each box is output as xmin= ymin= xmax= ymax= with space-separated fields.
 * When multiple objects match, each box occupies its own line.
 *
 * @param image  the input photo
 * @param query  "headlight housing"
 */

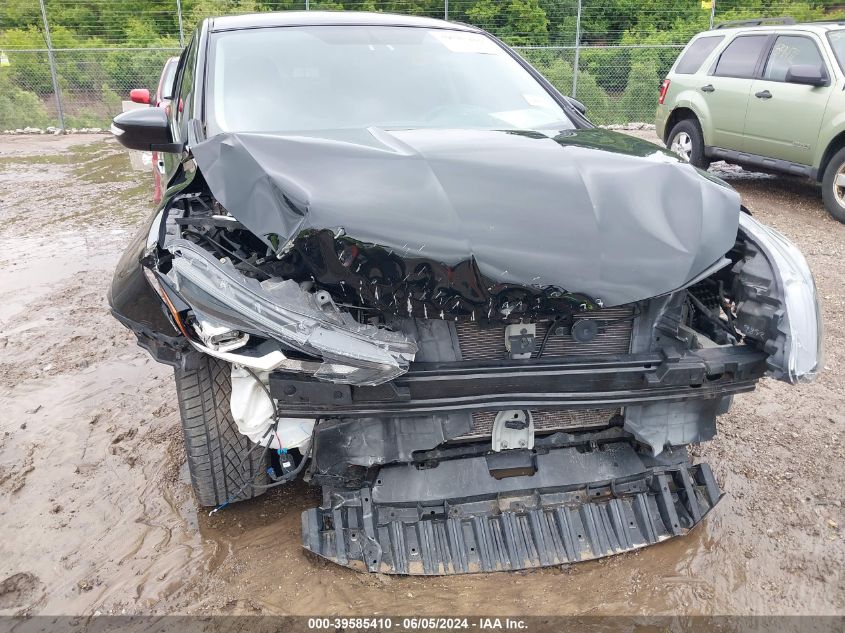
xmin=166 ymin=239 xmax=417 ymax=386
xmin=737 ymin=213 xmax=823 ymax=383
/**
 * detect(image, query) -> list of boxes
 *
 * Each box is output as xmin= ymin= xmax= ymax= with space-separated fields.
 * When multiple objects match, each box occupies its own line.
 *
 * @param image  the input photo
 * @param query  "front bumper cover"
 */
xmin=302 ymin=441 xmax=721 ymax=574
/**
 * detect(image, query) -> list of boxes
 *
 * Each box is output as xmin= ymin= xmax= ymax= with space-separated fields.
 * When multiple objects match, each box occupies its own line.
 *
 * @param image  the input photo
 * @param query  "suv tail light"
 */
xmin=658 ymin=79 xmax=671 ymax=105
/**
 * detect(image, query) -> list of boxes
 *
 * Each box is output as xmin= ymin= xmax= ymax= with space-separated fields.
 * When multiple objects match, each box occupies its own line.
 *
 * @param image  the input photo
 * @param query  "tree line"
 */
xmin=0 ymin=0 xmax=840 ymax=128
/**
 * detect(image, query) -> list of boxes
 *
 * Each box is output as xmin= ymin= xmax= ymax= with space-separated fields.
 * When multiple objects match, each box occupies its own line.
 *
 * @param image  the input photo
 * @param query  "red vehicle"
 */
xmin=130 ymin=56 xmax=180 ymax=204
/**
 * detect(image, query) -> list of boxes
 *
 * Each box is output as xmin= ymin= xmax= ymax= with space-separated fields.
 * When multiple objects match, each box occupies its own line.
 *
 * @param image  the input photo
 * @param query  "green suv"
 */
xmin=656 ymin=18 xmax=845 ymax=222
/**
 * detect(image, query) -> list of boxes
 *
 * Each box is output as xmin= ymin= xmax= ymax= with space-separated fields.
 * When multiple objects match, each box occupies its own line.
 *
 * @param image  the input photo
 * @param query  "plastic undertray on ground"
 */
xmin=301 ymin=441 xmax=722 ymax=575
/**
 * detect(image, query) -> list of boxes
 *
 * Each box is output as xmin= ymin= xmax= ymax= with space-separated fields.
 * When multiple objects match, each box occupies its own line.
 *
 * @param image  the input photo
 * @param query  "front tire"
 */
xmin=822 ymin=146 xmax=845 ymax=223
xmin=667 ymin=118 xmax=710 ymax=169
xmin=174 ymin=355 xmax=270 ymax=507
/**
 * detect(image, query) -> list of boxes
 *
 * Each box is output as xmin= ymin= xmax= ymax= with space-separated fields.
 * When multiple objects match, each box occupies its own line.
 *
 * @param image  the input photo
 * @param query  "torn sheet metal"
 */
xmin=190 ymin=127 xmax=741 ymax=320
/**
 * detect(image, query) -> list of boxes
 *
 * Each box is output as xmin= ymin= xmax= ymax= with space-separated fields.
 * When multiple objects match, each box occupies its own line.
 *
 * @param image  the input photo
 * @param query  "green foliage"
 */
xmin=521 ymin=49 xmax=616 ymax=124
xmin=1 ymin=25 xmax=109 ymax=94
xmin=1 ymin=0 xmax=843 ymax=126
xmin=311 ymin=1 xmax=346 ymax=9
xmin=1 ymin=0 xmax=842 ymax=50
xmin=0 ymin=0 xmax=40 ymax=30
xmin=101 ymin=83 xmax=122 ymax=113
xmin=186 ymin=0 xmax=259 ymax=31
xmin=503 ymin=0 xmax=550 ymax=44
xmin=567 ymin=67 xmax=616 ymax=125
xmin=103 ymin=42 xmax=178 ymax=93
xmin=467 ymin=0 xmax=549 ymax=44
xmin=581 ymin=47 xmax=630 ymax=93
xmin=40 ymin=0 xmax=179 ymax=42
xmin=618 ymin=60 xmax=659 ymax=122
xmin=2 ymin=29 xmax=54 ymax=94
xmin=64 ymin=111 xmax=110 ymax=129
xmin=0 ymin=69 xmax=51 ymax=129
xmin=466 ymin=0 xmax=498 ymax=27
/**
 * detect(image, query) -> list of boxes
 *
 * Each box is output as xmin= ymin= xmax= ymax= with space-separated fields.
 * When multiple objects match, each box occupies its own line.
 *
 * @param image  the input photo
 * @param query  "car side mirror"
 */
xmin=111 ymin=107 xmax=182 ymax=153
xmin=129 ymin=88 xmax=151 ymax=104
xmin=565 ymin=96 xmax=587 ymax=116
xmin=785 ymin=64 xmax=828 ymax=87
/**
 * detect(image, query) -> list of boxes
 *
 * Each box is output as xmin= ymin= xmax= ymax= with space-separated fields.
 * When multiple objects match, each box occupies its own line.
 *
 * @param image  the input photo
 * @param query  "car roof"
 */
xmin=209 ymin=11 xmax=478 ymax=33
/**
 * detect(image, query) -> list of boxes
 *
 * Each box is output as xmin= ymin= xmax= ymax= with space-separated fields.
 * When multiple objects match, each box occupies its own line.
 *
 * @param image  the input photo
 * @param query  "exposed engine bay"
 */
xmin=110 ymin=129 xmax=822 ymax=574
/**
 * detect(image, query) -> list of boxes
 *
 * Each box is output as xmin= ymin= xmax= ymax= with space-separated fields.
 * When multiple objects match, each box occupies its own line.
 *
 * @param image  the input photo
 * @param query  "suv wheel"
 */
xmin=822 ymin=146 xmax=845 ymax=223
xmin=667 ymin=119 xmax=710 ymax=169
xmin=174 ymin=354 xmax=270 ymax=507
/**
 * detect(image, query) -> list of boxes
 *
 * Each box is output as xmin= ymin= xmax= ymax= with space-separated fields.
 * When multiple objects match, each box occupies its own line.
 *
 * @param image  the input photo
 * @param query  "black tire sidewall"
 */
xmin=667 ymin=119 xmax=709 ymax=169
xmin=822 ymin=147 xmax=845 ymax=223
xmin=174 ymin=354 xmax=270 ymax=507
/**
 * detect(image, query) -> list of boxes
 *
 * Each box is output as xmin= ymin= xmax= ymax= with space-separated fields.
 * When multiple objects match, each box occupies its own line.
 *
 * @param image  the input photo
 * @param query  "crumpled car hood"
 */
xmin=191 ymin=127 xmax=740 ymax=318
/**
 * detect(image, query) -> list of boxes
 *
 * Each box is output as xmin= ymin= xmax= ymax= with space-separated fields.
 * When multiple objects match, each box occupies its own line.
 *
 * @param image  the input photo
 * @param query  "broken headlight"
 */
xmin=738 ymin=213 xmax=823 ymax=383
xmin=166 ymin=239 xmax=417 ymax=386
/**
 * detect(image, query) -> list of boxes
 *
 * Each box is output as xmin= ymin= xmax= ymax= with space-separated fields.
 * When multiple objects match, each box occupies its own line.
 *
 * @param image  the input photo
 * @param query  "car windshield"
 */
xmin=828 ymin=29 xmax=845 ymax=72
xmin=206 ymin=25 xmax=574 ymax=135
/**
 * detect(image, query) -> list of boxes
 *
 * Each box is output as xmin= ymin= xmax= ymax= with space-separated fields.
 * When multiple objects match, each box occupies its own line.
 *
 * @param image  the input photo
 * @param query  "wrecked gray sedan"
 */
xmin=108 ymin=11 xmax=823 ymax=575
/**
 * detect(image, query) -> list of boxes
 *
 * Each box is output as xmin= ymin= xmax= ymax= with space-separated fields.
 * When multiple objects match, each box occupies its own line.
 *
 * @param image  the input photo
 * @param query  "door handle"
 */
xmin=755 ymin=90 xmax=772 ymax=99
xmin=701 ymin=84 xmax=715 ymax=93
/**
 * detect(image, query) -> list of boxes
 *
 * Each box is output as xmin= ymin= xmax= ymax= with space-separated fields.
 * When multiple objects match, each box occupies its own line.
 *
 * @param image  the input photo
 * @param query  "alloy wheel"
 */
xmin=833 ymin=163 xmax=845 ymax=208
xmin=670 ymin=131 xmax=693 ymax=162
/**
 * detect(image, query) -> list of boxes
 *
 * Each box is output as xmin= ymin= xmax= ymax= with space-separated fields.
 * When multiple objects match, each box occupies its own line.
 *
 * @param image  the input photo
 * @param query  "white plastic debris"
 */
xmin=230 ymin=364 xmax=315 ymax=451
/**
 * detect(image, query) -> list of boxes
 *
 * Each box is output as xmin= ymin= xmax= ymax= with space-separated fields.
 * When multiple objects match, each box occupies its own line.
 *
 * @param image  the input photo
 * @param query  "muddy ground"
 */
xmin=0 ymin=133 xmax=842 ymax=617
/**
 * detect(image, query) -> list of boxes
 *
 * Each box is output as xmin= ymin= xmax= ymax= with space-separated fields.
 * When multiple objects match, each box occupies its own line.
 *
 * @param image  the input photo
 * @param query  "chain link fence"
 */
xmin=515 ymin=44 xmax=684 ymax=126
xmin=0 ymin=0 xmax=836 ymax=131
xmin=4 ymin=48 xmax=181 ymax=130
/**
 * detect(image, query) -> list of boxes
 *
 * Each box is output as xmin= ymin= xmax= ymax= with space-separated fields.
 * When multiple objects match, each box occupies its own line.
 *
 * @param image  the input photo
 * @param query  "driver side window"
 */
xmin=763 ymin=35 xmax=825 ymax=82
xmin=174 ymin=38 xmax=197 ymax=141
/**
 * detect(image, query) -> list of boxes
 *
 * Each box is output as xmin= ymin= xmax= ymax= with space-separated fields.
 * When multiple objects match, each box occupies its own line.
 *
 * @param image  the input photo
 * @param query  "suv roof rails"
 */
xmin=802 ymin=19 xmax=845 ymax=25
xmin=713 ymin=16 xmax=796 ymax=29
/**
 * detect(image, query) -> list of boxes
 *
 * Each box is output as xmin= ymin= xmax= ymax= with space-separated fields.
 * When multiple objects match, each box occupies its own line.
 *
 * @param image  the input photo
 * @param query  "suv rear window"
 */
xmin=675 ymin=36 xmax=724 ymax=74
xmin=714 ymin=34 xmax=769 ymax=78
